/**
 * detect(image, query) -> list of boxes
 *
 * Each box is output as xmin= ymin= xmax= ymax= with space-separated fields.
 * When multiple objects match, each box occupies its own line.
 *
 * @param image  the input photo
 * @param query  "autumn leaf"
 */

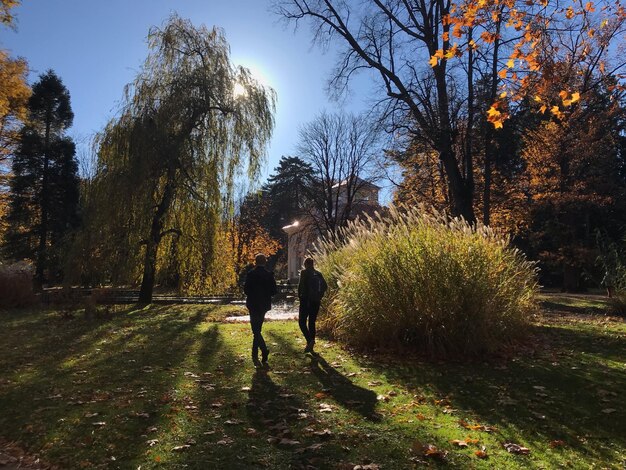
xmin=498 ymin=69 xmax=508 ymax=79
xmin=507 ymin=59 xmax=515 ymax=68
xmin=451 ymin=439 xmax=468 ymax=447
xmin=549 ymin=440 xmax=566 ymax=448
xmin=475 ymin=448 xmax=489 ymax=459
xmin=429 ymin=55 xmax=438 ymax=67
xmin=503 ymin=442 xmax=530 ymax=455
xmin=585 ymin=1 xmax=595 ymax=12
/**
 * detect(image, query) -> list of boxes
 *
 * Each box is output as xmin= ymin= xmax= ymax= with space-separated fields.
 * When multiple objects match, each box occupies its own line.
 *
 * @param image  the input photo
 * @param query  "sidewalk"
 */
xmin=224 ymin=302 xmax=298 ymax=322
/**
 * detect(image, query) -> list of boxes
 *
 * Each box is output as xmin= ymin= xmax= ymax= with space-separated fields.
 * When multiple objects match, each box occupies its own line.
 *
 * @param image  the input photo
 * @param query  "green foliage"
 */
xmin=3 ymin=70 xmax=79 ymax=285
xmin=70 ymin=15 xmax=275 ymax=297
xmin=262 ymin=156 xmax=315 ymax=237
xmin=314 ymin=205 xmax=539 ymax=357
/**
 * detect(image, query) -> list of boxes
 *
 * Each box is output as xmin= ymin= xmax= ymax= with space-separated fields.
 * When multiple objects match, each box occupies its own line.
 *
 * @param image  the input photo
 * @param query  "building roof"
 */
xmin=331 ymin=177 xmax=381 ymax=190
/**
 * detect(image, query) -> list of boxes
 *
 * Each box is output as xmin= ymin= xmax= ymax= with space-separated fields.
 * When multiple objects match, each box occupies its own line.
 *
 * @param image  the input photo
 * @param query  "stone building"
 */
xmin=282 ymin=178 xmax=381 ymax=282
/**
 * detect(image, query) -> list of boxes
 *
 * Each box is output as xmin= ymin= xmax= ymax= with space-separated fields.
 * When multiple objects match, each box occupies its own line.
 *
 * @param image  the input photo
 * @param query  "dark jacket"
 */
xmin=244 ymin=266 xmax=278 ymax=313
xmin=298 ymin=268 xmax=328 ymax=302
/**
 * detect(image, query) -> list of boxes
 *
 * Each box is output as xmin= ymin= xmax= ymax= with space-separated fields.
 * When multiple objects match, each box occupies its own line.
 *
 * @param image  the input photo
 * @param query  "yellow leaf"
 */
xmin=487 ymin=105 xmax=501 ymax=118
xmin=442 ymin=31 xmax=450 ymax=41
xmin=565 ymin=6 xmax=575 ymax=19
xmin=587 ymin=28 xmax=595 ymax=38
xmin=494 ymin=120 xmax=504 ymax=129
xmin=507 ymin=58 xmax=515 ymax=68
xmin=539 ymin=105 xmax=547 ymax=113
xmin=570 ymin=92 xmax=580 ymax=103
xmin=534 ymin=95 xmax=542 ymax=102
xmin=429 ymin=55 xmax=438 ymax=67
xmin=500 ymin=91 xmax=507 ymax=98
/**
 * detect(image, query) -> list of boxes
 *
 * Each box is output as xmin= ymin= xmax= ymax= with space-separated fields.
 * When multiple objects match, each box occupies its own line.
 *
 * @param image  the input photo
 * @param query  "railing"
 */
xmin=40 ymin=283 xmax=298 ymax=305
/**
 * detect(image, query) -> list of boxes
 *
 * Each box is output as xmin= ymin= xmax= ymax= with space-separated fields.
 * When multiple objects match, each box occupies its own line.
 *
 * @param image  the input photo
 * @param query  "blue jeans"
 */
xmin=299 ymin=299 xmax=321 ymax=343
xmin=249 ymin=309 xmax=268 ymax=358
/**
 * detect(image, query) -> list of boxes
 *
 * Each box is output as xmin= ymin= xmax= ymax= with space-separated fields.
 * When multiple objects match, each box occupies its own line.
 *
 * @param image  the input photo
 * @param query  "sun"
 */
xmin=236 ymin=60 xmax=274 ymax=90
xmin=233 ymin=82 xmax=247 ymax=99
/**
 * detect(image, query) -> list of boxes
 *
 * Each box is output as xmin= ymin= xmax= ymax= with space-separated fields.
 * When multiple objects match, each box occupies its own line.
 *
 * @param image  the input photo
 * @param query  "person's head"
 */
xmin=255 ymin=253 xmax=267 ymax=267
xmin=303 ymin=257 xmax=314 ymax=270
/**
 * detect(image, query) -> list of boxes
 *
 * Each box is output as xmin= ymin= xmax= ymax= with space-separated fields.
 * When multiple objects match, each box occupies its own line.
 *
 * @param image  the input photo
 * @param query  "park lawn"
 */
xmin=0 ymin=298 xmax=624 ymax=469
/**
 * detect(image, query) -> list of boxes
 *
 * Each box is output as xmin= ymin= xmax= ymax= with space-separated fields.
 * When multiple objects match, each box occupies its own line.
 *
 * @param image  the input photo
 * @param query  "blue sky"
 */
xmin=0 ymin=0 xmax=378 ymax=183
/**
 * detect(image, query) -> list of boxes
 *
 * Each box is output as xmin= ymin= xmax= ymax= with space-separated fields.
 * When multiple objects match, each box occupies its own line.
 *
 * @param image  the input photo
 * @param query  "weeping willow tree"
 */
xmin=84 ymin=15 xmax=275 ymax=302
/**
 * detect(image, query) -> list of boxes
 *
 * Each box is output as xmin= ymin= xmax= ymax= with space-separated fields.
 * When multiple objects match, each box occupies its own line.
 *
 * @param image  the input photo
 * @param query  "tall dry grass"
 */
xmin=313 ymin=205 xmax=539 ymax=357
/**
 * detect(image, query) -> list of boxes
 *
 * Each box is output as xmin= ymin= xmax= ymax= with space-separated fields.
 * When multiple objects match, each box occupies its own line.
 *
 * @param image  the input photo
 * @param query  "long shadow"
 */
xmin=0 ymin=305 xmax=209 ymax=467
xmin=353 ymin=322 xmax=626 ymax=466
xmin=309 ymin=353 xmax=380 ymax=421
xmin=267 ymin=331 xmax=380 ymax=421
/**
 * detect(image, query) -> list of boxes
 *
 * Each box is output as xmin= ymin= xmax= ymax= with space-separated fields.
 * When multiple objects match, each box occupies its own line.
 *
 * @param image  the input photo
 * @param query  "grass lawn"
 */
xmin=0 ymin=297 xmax=624 ymax=469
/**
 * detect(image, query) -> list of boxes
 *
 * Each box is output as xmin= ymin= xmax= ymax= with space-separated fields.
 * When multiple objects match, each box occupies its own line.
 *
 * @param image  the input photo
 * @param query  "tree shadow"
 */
xmin=352 ymin=322 xmax=626 ymax=466
xmin=308 ymin=353 xmax=380 ymax=422
xmin=0 ymin=305 xmax=215 ymax=467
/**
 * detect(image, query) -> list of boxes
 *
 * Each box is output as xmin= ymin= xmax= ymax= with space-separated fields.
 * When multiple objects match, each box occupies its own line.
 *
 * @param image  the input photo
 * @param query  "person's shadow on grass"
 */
xmin=309 ymin=353 xmax=380 ymax=421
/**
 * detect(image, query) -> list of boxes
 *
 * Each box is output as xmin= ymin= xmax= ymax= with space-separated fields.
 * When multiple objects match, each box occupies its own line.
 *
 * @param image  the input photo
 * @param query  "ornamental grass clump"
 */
xmin=313 ymin=205 xmax=539 ymax=357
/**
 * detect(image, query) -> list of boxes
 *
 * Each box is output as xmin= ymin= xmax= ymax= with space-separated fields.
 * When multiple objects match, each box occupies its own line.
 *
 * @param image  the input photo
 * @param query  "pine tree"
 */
xmin=262 ymin=156 xmax=315 ymax=239
xmin=4 ymin=70 xmax=79 ymax=288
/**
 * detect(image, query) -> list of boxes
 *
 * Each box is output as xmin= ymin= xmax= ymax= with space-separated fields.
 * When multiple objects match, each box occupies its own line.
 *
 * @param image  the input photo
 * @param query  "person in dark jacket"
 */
xmin=298 ymin=257 xmax=327 ymax=353
xmin=244 ymin=253 xmax=278 ymax=366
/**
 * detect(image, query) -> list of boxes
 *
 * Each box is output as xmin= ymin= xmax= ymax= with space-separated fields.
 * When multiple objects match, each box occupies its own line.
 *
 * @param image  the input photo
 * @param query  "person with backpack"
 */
xmin=298 ymin=257 xmax=328 ymax=353
xmin=244 ymin=253 xmax=278 ymax=366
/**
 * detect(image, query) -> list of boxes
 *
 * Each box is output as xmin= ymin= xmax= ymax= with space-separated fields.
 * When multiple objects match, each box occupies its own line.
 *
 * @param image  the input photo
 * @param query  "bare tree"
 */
xmin=276 ymin=0 xmax=478 ymax=221
xmin=297 ymin=111 xmax=382 ymax=235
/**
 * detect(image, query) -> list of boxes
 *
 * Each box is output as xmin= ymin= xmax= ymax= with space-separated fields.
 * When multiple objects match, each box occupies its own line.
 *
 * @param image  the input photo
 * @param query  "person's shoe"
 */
xmin=304 ymin=340 xmax=315 ymax=353
xmin=261 ymin=349 xmax=269 ymax=364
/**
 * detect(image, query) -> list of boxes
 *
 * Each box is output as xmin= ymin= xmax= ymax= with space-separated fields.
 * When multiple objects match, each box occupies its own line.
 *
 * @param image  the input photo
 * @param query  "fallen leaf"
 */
xmin=451 ymin=440 xmax=468 ymax=447
xmin=601 ymin=408 xmax=616 ymax=414
xmin=475 ymin=449 xmax=488 ymax=459
xmin=503 ymin=442 xmax=530 ymax=455
xmin=278 ymin=438 xmax=301 ymax=446
xmin=171 ymin=445 xmax=190 ymax=452
xmin=549 ymin=440 xmax=566 ymax=448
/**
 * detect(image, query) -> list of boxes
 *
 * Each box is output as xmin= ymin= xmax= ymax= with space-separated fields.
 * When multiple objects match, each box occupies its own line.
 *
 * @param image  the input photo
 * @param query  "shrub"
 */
xmin=0 ymin=261 xmax=37 ymax=309
xmin=313 ymin=205 xmax=539 ymax=357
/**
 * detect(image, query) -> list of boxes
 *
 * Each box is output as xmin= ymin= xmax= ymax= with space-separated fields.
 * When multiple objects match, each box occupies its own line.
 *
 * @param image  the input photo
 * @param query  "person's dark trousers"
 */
xmin=299 ymin=300 xmax=321 ymax=344
xmin=249 ymin=309 xmax=268 ymax=360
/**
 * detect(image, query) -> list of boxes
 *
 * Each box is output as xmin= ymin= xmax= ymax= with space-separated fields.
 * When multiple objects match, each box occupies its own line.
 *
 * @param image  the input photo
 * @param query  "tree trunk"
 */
xmin=138 ymin=173 xmax=176 ymax=304
xmin=433 ymin=56 xmax=476 ymax=223
xmin=483 ymin=15 xmax=502 ymax=226
xmin=34 ymin=118 xmax=52 ymax=292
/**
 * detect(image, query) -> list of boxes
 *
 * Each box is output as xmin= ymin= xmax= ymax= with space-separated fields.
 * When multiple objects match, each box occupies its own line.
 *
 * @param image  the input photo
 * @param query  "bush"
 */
xmin=313 ymin=205 xmax=539 ymax=357
xmin=0 ymin=261 xmax=37 ymax=309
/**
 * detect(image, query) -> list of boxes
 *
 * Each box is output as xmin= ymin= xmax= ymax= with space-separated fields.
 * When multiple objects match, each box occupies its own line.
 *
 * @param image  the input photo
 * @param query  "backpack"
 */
xmin=307 ymin=271 xmax=327 ymax=302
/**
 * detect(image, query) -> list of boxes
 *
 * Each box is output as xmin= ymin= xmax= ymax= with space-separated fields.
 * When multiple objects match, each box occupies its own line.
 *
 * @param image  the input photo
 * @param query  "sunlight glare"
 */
xmin=233 ymin=82 xmax=247 ymax=99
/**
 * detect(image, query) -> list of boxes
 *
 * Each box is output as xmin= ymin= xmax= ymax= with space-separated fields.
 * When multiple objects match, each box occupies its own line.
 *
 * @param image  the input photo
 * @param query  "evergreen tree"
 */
xmin=4 ymin=70 xmax=79 ymax=288
xmin=262 ymin=156 xmax=315 ymax=239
